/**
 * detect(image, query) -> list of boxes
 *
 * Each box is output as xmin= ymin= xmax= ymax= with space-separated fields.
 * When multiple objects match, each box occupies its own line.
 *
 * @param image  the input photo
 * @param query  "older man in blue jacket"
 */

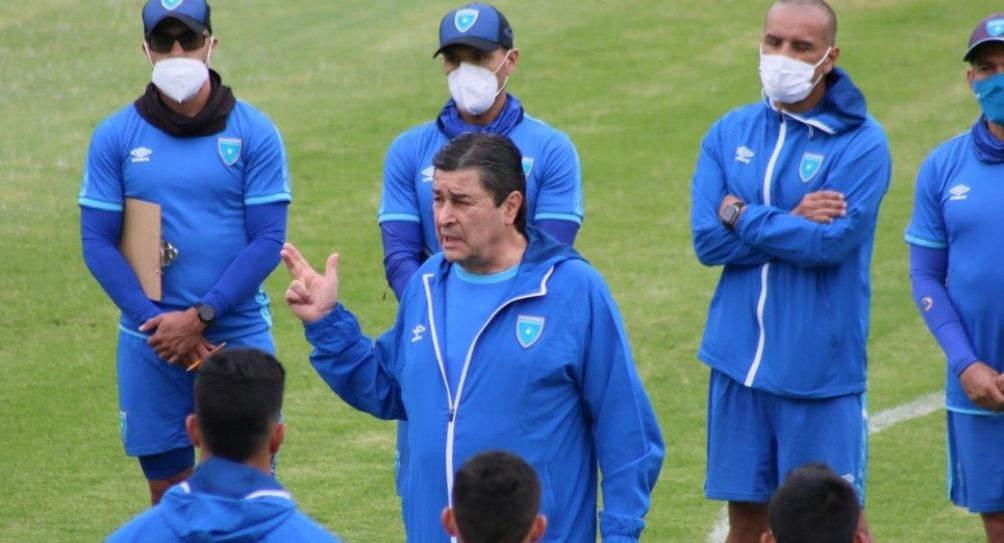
xmin=284 ymin=133 xmax=663 ymax=542
xmin=690 ymin=1 xmax=890 ymax=542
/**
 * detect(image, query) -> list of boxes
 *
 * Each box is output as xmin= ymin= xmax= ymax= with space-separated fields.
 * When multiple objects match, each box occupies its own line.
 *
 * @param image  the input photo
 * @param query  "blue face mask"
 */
xmin=974 ymin=73 xmax=1004 ymax=125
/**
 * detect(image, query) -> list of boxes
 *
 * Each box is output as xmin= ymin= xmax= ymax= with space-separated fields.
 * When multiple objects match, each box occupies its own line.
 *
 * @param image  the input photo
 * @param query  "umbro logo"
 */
xmin=949 ymin=184 xmax=970 ymax=201
xmin=421 ymin=166 xmax=434 ymax=183
xmin=411 ymin=324 xmax=426 ymax=343
xmin=735 ymin=146 xmax=754 ymax=164
xmin=130 ymin=147 xmax=152 ymax=163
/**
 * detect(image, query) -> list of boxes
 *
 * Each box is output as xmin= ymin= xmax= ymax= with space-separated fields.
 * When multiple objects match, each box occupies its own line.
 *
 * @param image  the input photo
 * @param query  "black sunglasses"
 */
xmin=146 ymin=31 xmax=208 ymax=54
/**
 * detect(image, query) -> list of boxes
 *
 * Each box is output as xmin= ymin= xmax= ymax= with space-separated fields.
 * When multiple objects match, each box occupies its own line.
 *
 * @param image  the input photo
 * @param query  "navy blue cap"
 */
xmin=142 ymin=0 xmax=212 ymax=38
xmin=964 ymin=13 xmax=1004 ymax=61
xmin=434 ymin=3 xmax=513 ymax=57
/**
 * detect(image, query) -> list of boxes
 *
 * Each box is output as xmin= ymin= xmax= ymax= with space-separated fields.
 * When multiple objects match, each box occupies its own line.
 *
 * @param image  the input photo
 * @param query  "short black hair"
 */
xmin=194 ymin=349 xmax=285 ymax=462
xmin=768 ymin=464 xmax=860 ymax=543
xmin=452 ymin=451 xmax=541 ymax=543
xmin=432 ymin=132 xmax=527 ymax=234
xmin=772 ymin=0 xmax=838 ymax=45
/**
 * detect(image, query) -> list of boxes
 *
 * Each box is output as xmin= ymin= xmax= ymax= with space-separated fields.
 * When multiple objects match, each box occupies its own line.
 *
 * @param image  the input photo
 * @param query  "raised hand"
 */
xmin=281 ymin=242 xmax=340 ymax=324
xmin=791 ymin=190 xmax=847 ymax=224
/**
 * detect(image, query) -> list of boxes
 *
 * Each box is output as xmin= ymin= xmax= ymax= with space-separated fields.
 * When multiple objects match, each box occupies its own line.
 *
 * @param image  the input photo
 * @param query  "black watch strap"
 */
xmin=721 ymin=202 xmax=746 ymax=230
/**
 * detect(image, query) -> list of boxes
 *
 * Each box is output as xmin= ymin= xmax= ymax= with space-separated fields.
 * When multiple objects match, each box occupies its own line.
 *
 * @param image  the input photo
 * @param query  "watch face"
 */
xmin=197 ymin=304 xmax=215 ymax=322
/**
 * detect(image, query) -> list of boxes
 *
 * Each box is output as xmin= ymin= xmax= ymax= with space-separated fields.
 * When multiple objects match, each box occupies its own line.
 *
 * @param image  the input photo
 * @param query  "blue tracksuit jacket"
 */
xmin=303 ymin=228 xmax=664 ymax=542
xmin=691 ymin=68 xmax=891 ymax=398
xmin=106 ymin=458 xmax=339 ymax=542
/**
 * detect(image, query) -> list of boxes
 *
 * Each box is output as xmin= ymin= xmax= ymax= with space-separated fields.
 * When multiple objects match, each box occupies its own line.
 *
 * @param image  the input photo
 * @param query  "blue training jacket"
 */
xmin=106 ymin=458 xmax=339 ymax=543
xmin=691 ymin=68 xmax=891 ymax=399
xmin=303 ymin=228 xmax=664 ymax=542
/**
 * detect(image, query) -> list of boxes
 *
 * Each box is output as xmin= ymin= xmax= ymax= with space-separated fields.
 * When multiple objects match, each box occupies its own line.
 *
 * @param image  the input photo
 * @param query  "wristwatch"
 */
xmin=193 ymin=303 xmax=216 ymax=326
xmin=720 ymin=202 xmax=746 ymax=230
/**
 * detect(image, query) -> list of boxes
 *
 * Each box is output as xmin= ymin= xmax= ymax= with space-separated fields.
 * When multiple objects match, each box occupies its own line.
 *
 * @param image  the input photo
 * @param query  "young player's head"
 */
xmin=442 ymin=451 xmax=546 ymax=543
xmin=187 ymin=348 xmax=286 ymax=464
xmin=763 ymin=464 xmax=861 ymax=543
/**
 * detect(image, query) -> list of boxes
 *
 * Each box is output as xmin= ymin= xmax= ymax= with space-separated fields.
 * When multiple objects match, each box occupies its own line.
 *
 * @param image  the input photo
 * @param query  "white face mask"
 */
xmin=447 ymin=50 xmax=512 ymax=116
xmin=759 ymin=46 xmax=831 ymax=105
xmin=145 ymin=41 xmax=213 ymax=104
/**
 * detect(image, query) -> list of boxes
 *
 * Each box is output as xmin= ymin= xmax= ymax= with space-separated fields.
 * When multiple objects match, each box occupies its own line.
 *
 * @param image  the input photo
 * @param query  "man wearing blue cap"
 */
xmin=378 ymin=3 xmax=584 ymax=300
xmin=906 ymin=12 xmax=1004 ymax=543
xmin=690 ymin=1 xmax=890 ymax=541
xmin=79 ymin=0 xmax=290 ymax=505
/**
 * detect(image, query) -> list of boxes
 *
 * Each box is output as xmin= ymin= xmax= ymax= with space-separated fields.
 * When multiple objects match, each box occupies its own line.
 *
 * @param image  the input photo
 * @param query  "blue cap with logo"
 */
xmin=142 ymin=0 xmax=213 ymax=38
xmin=434 ymin=3 xmax=513 ymax=57
xmin=964 ymin=12 xmax=1004 ymax=61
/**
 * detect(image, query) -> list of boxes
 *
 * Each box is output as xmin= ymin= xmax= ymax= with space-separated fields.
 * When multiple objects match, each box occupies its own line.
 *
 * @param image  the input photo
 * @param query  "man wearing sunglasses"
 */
xmin=79 ymin=0 xmax=290 ymax=505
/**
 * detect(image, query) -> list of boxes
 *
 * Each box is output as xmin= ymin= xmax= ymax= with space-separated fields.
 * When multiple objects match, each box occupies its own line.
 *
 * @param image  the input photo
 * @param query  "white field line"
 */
xmin=704 ymin=391 xmax=945 ymax=543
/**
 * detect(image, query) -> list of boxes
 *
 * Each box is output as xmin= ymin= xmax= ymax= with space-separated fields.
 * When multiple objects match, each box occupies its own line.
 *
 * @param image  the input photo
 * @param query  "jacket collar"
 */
xmin=186 ymin=457 xmax=286 ymax=500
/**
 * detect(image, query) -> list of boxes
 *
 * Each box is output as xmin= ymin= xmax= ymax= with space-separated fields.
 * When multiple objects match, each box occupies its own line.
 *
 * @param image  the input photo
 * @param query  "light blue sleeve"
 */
xmin=304 ymin=305 xmax=406 ymax=421
xmin=572 ymin=264 xmax=664 ymax=541
xmin=734 ymin=128 xmax=892 ymax=267
xmin=904 ymin=151 xmax=948 ymax=249
xmin=532 ymin=130 xmax=584 ymax=225
xmin=78 ymin=118 xmax=125 ymax=212
xmin=377 ymin=133 xmax=422 ymax=224
xmin=243 ymin=115 xmax=292 ymax=206
xmin=690 ymin=121 xmax=771 ymax=267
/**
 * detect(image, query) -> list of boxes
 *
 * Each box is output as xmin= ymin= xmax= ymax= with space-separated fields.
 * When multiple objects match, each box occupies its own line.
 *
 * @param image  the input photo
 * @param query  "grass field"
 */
xmin=1 ymin=0 xmax=1001 ymax=541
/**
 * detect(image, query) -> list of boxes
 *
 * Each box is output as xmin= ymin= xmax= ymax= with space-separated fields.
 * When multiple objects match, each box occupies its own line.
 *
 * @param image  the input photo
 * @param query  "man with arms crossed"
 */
xmin=285 ymin=133 xmax=662 ymax=542
xmin=906 ymin=12 xmax=1004 ymax=543
xmin=690 ymin=1 xmax=890 ymax=541
xmin=79 ymin=0 xmax=289 ymax=504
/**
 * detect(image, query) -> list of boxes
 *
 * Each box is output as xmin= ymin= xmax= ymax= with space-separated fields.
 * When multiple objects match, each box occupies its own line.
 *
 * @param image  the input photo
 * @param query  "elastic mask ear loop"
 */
xmin=143 ymin=42 xmax=155 ymax=67
xmin=493 ymin=49 xmax=513 ymax=97
xmin=808 ymin=46 xmax=832 ymax=88
xmin=204 ymin=36 xmax=215 ymax=68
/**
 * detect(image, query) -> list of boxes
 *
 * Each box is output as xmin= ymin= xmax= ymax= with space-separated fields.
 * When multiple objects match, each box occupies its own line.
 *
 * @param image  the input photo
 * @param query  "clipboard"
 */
xmin=119 ymin=198 xmax=163 ymax=301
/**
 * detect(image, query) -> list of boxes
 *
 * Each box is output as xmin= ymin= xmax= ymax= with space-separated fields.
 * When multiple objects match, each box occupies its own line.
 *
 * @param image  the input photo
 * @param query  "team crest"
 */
xmin=522 ymin=157 xmax=535 ymax=177
xmin=988 ymin=19 xmax=1004 ymax=37
xmin=218 ymin=138 xmax=242 ymax=166
xmin=799 ymin=152 xmax=824 ymax=183
xmin=161 ymin=0 xmax=183 ymax=10
xmin=516 ymin=315 xmax=545 ymax=349
xmin=455 ymin=8 xmax=479 ymax=33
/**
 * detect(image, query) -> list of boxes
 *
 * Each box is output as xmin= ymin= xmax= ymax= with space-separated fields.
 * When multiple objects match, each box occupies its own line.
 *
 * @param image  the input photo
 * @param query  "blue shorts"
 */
xmin=116 ymin=326 xmax=274 ymax=457
xmin=705 ymin=370 xmax=867 ymax=504
xmin=948 ymin=410 xmax=1004 ymax=513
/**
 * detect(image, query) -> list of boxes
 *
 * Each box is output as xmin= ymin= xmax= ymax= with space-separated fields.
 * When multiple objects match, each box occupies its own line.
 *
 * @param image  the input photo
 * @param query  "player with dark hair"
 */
xmin=106 ymin=349 xmax=339 ymax=542
xmin=284 ymin=132 xmax=663 ymax=542
xmin=763 ymin=464 xmax=863 ymax=543
xmin=442 ymin=451 xmax=547 ymax=543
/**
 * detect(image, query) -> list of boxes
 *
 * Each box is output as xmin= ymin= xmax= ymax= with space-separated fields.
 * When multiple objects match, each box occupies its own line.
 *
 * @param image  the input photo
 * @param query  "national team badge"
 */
xmin=516 ymin=315 xmax=545 ymax=349
xmin=988 ymin=19 xmax=1004 ymax=37
xmin=799 ymin=152 xmax=824 ymax=183
xmin=161 ymin=0 xmax=183 ymax=10
xmin=455 ymin=8 xmax=479 ymax=33
xmin=218 ymin=138 xmax=242 ymax=166
xmin=521 ymin=157 xmax=535 ymax=177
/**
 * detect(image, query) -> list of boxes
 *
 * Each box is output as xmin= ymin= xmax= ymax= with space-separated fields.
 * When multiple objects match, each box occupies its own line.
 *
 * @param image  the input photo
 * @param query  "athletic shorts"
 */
xmin=705 ymin=369 xmax=868 ymax=504
xmin=116 ymin=326 xmax=274 ymax=456
xmin=947 ymin=410 xmax=1004 ymax=513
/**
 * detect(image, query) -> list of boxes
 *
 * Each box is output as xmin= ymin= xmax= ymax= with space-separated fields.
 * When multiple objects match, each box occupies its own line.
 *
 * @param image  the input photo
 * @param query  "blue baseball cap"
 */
xmin=964 ymin=12 xmax=1004 ymax=61
xmin=434 ymin=3 xmax=513 ymax=57
xmin=142 ymin=0 xmax=213 ymax=38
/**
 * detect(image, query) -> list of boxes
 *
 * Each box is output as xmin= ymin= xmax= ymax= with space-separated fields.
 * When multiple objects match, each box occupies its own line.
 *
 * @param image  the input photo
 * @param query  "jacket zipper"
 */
xmin=744 ymin=116 xmax=787 ymax=387
xmin=422 ymin=266 xmax=555 ymax=510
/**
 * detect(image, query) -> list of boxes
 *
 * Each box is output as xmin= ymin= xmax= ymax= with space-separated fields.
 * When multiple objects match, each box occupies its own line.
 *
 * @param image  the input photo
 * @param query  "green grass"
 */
xmin=1 ymin=0 xmax=1001 ymax=541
